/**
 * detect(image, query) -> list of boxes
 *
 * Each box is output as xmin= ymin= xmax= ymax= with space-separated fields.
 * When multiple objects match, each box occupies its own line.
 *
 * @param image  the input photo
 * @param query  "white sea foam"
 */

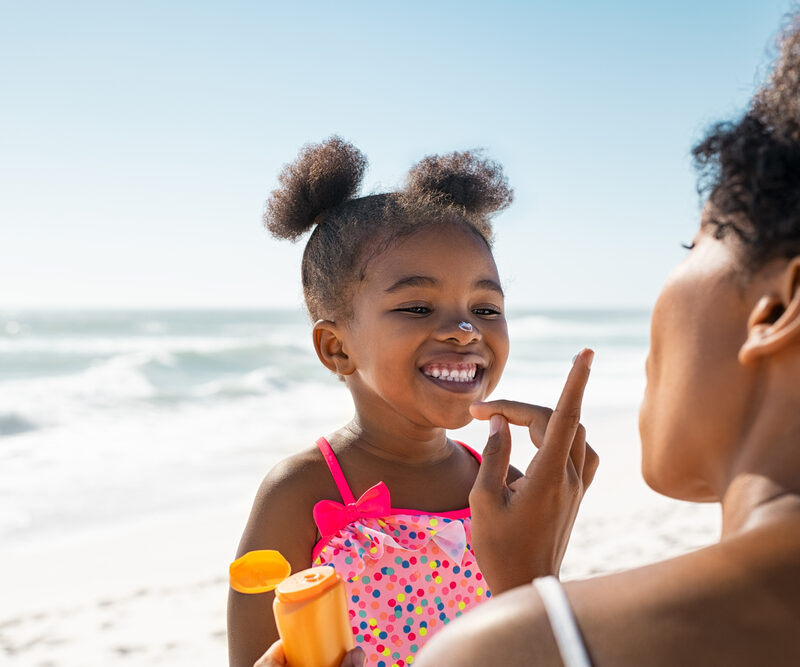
xmin=0 ymin=308 xmax=649 ymax=548
xmin=508 ymin=310 xmax=649 ymax=340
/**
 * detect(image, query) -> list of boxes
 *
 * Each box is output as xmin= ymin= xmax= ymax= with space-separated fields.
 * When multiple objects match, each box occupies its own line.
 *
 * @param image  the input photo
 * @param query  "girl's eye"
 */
xmin=472 ymin=307 xmax=502 ymax=317
xmin=396 ymin=306 xmax=431 ymax=315
xmin=680 ymin=242 xmax=696 ymax=251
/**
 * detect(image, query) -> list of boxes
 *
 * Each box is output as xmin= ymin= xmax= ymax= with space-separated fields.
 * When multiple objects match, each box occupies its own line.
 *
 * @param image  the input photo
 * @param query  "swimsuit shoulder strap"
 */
xmin=455 ymin=440 xmax=482 ymax=463
xmin=315 ymin=437 xmax=356 ymax=504
xmin=315 ymin=437 xmax=478 ymax=505
xmin=533 ymin=576 xmax=593 ymax=667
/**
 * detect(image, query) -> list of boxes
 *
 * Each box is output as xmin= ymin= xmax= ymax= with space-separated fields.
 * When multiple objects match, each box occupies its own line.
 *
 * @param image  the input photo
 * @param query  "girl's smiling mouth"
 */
xmin=420 ymin=362 xmax=484 ymax=392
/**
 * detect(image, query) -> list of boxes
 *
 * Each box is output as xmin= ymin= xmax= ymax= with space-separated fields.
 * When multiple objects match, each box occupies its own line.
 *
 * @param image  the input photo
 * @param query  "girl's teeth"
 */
xmin=423 ymin=365 xmax=478 ymax=382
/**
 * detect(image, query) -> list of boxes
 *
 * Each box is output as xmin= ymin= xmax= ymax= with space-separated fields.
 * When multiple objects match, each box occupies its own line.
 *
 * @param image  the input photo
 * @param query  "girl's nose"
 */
xmin=439 ymin=319 xmax=481 ymax=344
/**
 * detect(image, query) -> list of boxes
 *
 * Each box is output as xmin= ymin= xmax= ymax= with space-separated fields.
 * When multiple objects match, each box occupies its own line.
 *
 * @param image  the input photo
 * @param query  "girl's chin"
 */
xmin=438 ymin=412 xmax=474 ymax=431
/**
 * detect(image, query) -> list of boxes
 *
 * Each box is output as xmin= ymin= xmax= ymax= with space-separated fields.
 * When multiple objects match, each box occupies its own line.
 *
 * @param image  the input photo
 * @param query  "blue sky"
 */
xmin=1 ymin=0 xmax=792 ymax=309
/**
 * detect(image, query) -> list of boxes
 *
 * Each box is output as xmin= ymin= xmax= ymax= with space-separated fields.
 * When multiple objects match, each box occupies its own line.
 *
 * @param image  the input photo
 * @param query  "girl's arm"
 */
xmin=227 ymin=455 xmax=321 ymax=667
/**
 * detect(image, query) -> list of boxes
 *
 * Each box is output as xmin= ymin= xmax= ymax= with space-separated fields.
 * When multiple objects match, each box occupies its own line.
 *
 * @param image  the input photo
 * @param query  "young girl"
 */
xmin=227 ymin=137 xmax=519 ymax=667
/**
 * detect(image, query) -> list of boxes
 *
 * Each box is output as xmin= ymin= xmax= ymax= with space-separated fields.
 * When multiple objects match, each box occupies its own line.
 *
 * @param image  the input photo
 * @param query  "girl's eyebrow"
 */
xmin=476 ymin=279 xmax=505 ymax=296
xmin=384 ymin=275 xmax=437 ymax=293
xmin=384 ymin=275 xmax=504 ymax=296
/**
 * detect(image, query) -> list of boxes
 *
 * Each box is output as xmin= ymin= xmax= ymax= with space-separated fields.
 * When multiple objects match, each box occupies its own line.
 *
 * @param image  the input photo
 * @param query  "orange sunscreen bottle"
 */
xmin=274 ymin=566 xmax=353 ymax=667
xmin=230 ymin=550 xmax=354 ymax=667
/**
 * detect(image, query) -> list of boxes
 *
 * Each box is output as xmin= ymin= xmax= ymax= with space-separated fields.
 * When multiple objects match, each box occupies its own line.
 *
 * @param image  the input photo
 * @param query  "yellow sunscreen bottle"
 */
xmin=230 ymin=550 xmax=354 ymax=667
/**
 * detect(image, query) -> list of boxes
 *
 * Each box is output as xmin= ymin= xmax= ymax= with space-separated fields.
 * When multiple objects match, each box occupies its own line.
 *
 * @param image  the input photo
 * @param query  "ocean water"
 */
xmin=0 ymin=308 xmax=649 ymax=547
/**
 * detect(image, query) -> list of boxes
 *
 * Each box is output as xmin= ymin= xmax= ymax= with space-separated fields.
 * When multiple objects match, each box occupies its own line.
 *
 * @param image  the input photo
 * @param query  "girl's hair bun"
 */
xmin=405 ymin=150 xmax=513 ymax=217
xmin=265 ymin=136 xmax=368 ymax=240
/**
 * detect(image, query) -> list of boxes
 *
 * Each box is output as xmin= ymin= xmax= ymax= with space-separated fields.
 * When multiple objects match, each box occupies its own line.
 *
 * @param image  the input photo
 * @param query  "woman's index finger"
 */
xmin=541 ymin=348 xmax=593 ymax=465
xmin=470 ymin=399 xmax=553 ymax=447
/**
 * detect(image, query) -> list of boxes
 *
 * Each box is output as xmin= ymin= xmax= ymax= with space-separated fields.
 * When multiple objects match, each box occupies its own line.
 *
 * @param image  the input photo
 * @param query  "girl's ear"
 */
xmin=313 ymin=320 xmax=356 ymax=376
xmin=739 ymin=257 xmax=800 ymax=364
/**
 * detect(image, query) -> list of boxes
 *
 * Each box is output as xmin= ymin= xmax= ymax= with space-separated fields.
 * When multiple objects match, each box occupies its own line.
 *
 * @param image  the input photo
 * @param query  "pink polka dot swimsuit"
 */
xmin=311 ymin=437 xmax=492 ymax=667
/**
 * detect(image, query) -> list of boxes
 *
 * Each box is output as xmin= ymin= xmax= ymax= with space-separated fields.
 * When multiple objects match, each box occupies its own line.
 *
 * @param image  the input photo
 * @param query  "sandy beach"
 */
xmin=1 ymin=408 xmax=720 ymax=667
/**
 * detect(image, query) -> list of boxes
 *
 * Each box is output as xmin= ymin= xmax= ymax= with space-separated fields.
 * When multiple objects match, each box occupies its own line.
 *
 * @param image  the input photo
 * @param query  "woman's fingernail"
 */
xmin=490 ymin=414 xmax=503 ymax=435
xmin=573 ymin=349 xmax=595 ymax=369
xmin=354 ymin=648 xmax=366 ymax=667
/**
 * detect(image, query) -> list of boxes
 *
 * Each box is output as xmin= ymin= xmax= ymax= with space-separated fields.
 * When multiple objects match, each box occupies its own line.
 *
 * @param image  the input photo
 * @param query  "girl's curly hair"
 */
xmin=265 ymin=137 xmax=513 ymax=320
xmin=692 ymin=14 xmax=800 ymax=268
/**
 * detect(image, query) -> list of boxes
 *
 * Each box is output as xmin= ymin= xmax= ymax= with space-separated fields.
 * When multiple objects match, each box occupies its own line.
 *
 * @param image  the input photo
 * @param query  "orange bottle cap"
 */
xmin=229 ymin=550 xmax=292 ymax=594
xmin=275 ymin=566 xmax=339 ymax=603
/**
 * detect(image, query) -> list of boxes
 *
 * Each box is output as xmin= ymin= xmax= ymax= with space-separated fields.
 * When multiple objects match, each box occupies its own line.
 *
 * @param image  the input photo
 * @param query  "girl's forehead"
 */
xmin=391 ymin=223 xmax=493 ymax=259
xmin=362 ymin=224 xmax=501 ymax=289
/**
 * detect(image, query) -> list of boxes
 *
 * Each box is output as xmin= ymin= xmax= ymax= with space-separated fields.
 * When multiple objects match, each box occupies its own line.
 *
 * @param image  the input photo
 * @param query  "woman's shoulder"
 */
xmin=417 ymin=517 xmax=800 ymax=667
xmin=564 ymin=517 xmax=800 ymax=665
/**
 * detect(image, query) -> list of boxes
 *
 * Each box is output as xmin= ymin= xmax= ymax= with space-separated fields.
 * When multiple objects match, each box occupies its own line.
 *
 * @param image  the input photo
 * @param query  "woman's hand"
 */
xmin=254 ymin=640 xmax=366 ymax=667
xmin=468 ymin=348 xmax=599 ymax=594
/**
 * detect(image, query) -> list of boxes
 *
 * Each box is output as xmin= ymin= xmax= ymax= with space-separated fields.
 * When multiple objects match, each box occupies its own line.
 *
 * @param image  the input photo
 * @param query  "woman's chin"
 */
xmin=641 ymin=462 xmax=674 ymax=497
xmin=641 ymin=459 xmax=718 ymax=502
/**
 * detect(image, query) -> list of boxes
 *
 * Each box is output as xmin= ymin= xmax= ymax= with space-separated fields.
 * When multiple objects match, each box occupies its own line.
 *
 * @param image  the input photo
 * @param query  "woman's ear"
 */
xmin=739 ymin=257 xmax=800 ymax=364
xmin=313 ymin=320 xmax=356 ymax=376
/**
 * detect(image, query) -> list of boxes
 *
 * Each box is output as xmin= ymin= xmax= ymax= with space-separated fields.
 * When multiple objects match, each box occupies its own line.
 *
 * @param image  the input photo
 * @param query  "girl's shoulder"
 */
xmin=254 ymin=443 xmax=339 ymax=511
xmin=235 ymin=443 xmax=343 ymax=569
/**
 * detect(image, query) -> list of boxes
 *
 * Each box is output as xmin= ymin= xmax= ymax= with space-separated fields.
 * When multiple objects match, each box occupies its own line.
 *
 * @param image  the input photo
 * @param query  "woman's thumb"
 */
xmin=471 ymin=414 xmax=511 ymax=501
xmin=341 ymin=647 xmax=366 ymax=667
xmin=254 ymin=640 xmax=285 ymax=667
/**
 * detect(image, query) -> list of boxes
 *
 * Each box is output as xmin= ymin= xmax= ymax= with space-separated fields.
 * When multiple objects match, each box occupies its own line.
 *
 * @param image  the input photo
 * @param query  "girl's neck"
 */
xmin=339 ymin=417 xmax=454 ymax=466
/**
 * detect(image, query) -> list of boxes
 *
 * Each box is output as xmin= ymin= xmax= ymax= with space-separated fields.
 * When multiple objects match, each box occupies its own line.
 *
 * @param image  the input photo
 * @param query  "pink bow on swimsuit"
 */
xmin=313 ymin=481 xmax=392 ymax=538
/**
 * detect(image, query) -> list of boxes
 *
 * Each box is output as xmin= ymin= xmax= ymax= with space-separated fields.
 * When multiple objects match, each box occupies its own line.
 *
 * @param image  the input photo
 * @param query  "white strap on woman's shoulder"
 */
xmin=533 ymin=576 xmax=592 ymax=667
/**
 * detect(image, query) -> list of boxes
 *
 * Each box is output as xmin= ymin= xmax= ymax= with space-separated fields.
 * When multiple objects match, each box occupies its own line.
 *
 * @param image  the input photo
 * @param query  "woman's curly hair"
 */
xmin=265 ymin=137 xmax=513 ymax=321
xmin=692 ymin=13 xmax=800 ymax=268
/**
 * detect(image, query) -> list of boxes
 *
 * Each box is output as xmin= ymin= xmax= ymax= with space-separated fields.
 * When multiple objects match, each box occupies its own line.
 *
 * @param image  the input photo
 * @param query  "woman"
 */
xmin=416 ymin=13 xmax=800 ymax=667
